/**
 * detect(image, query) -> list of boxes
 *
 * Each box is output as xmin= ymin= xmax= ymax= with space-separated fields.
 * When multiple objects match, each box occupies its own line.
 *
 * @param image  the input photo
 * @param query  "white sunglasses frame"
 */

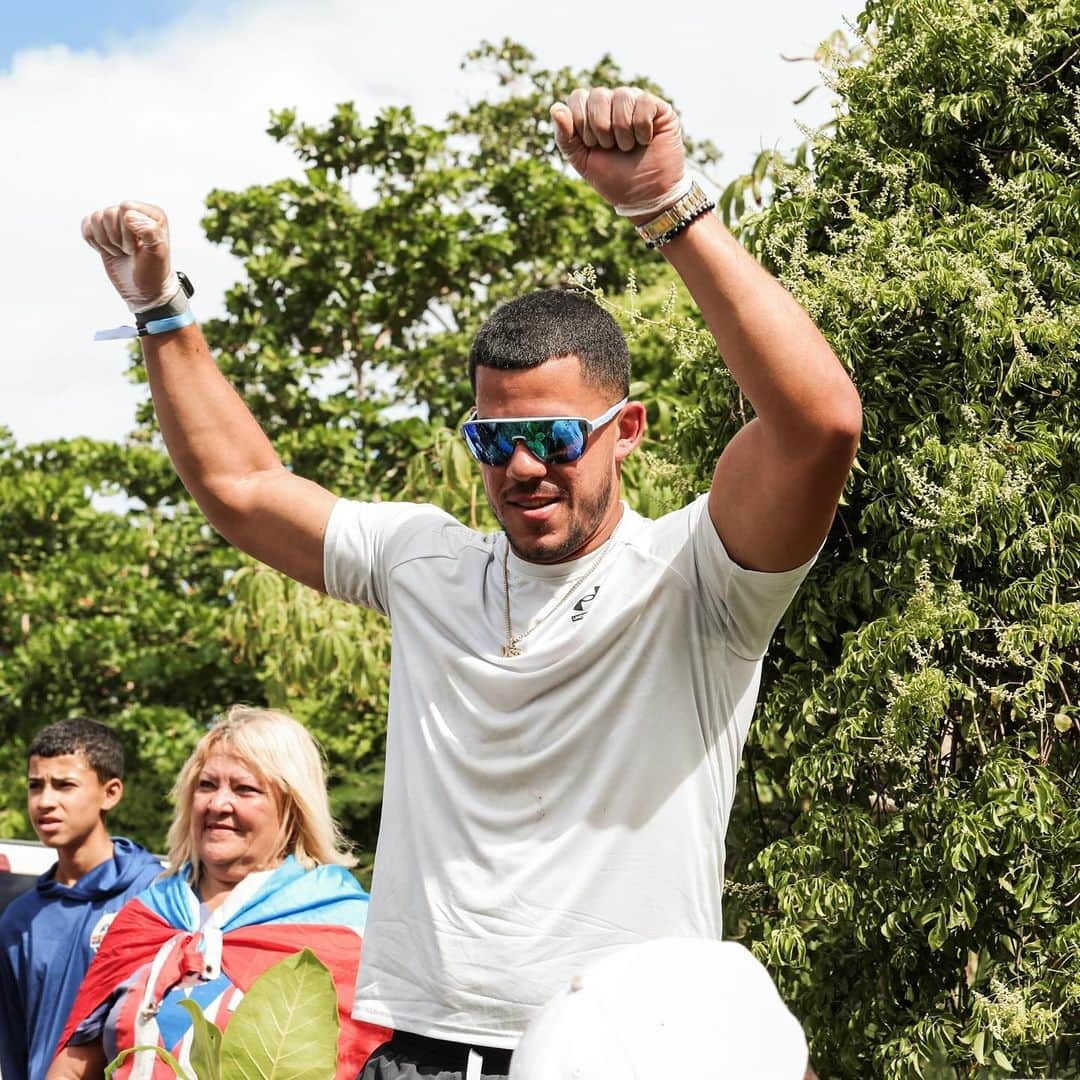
xmin=461 ymin=396 xmax=629 ymax=465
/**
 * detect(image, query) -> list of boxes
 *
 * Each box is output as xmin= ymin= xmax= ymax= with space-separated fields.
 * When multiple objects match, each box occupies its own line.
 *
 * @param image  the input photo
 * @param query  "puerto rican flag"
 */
xmin=57 ymin=858 xmax=391 ymax=1078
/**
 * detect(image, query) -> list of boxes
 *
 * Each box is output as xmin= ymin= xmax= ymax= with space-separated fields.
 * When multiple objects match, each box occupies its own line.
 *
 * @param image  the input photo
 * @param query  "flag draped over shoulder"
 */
xmin=57 ymin=857 xmax=391 ymax=1078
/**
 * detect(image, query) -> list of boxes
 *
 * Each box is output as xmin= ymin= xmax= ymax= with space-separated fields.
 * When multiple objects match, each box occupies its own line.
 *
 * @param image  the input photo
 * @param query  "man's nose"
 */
xmin=504 ymin=441 xmax=548 ymax=481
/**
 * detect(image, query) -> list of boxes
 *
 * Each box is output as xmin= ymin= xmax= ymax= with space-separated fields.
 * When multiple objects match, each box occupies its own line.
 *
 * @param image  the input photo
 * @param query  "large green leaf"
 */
xmin=179 ymin=998 xmax=223 ymax=1080
xmin=219 ymin=949 xmax=339 ymax=1079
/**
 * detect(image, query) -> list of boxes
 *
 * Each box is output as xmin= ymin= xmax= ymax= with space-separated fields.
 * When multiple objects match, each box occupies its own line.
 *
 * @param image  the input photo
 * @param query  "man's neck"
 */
xmin=54 ymin=830 xmax=114 ymax=887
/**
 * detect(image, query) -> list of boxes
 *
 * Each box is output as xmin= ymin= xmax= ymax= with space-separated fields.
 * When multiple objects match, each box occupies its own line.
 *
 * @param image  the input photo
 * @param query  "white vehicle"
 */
xmin=0 ymin=838 xmax=58 ymax=875
xmin=0 ymin=838 xmax=57 ymax=914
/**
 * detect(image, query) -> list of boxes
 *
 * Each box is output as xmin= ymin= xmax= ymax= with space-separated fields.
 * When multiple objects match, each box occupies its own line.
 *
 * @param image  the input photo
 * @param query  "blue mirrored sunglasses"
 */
xmin=461 ymin=397 xmax=629 ymax=467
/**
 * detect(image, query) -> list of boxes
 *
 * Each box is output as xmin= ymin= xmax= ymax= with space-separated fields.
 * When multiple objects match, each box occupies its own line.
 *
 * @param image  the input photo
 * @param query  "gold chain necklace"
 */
xmin=501 ymin=536 xmax=615 ymax=658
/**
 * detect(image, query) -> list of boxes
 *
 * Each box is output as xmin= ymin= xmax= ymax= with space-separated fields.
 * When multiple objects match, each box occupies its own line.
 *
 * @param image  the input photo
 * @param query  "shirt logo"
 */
xmin=571 ymin=586 xmax=600 ymax=623
xmin=88 ymin=911 xmax=116 ymax=953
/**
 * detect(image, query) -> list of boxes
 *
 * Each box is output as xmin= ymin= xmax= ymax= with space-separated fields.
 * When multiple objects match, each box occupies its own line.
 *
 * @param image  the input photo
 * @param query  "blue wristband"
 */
xmin=138 ymin=309 xmax=196 ymax=337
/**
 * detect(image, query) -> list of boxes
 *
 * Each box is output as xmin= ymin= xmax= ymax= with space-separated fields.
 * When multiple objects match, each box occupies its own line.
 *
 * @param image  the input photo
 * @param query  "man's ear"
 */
xmin=614 ymin=401 xmax=647 ymax=464
xmin=101 ymin=777 xmax=123 ymax=813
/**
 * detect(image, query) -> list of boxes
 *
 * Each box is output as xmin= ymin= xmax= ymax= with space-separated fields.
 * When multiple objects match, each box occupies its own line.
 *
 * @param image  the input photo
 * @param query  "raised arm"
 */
xmin=82 ymin=202 xmax=336 ymax=590
xmin=551 ymin=89 xmax=861 ymax=572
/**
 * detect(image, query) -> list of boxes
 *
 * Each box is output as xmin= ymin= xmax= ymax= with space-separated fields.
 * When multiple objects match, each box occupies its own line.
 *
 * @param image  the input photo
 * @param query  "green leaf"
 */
xmin=179 ymin=998 xmax=223 ymax=1080
xmin=992 ymin=1048 xmax=1014 ymax=1071
xmin=219 ymin=948 xmax=339 ymax=1080
xmin=105 ymin=1045 xmax=186 ymax=1078
xmin=927 ymin=914 xmax=948 ymax=952
xmin=972 ymin=1029 xmax=986 ymax=1065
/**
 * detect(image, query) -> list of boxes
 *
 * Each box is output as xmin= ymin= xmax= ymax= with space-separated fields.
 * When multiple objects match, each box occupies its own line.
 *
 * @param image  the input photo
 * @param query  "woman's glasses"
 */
xmin=461 ymin=397 xmax=628 ymax=467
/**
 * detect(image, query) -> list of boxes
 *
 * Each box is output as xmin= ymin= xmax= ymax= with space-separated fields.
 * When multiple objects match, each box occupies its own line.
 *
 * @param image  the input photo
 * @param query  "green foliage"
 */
xmin=180 ymin=998 xmax=222 ymax=1080
xmin=0 ymin=432 xmax=257 ymax=843
xmin=105 ymin=1046 xmax=186 ymax=1078
xmin=104 ymin=949 xmax=338 ymax=1079
xmin=672 ymin=1 xmax=1080 ymax=1075
xmin=218 ymin=948 xmax=339 ymax=1079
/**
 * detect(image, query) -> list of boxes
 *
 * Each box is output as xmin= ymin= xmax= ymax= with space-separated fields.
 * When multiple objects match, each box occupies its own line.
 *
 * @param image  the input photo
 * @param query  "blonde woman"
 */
xmin=47 ymin=707 xmax=391 ymax=1079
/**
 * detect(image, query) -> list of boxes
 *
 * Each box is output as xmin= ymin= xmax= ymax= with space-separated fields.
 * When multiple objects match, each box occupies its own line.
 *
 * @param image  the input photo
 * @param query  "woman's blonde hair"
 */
xmin=166 ymin=705 xmax=355 ymax=881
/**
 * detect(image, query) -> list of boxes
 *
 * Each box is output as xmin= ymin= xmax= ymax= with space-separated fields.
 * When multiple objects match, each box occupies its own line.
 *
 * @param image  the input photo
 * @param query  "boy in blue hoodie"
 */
xmin=0 ymin=719 xmax=162 ymax=1078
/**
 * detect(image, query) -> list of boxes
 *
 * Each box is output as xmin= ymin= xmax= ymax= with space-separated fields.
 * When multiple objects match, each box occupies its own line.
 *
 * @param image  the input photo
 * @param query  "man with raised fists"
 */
xmin=83 ymin=87 xmax=857 ymax=1079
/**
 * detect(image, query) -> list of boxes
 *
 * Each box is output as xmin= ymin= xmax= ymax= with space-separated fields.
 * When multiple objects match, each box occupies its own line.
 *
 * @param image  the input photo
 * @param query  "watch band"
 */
xmin=634 ymin=182 xmax=715 ymax=249
xmin=135 ymin=271 xmax=195 ymax=328
xmin=137 ymin=309 xmax=197 ymax=337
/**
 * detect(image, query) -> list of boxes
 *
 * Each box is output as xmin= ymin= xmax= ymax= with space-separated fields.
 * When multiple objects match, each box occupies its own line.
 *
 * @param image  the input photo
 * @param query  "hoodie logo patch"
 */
xmin=88 ymin=912 xmax=116 ymax=953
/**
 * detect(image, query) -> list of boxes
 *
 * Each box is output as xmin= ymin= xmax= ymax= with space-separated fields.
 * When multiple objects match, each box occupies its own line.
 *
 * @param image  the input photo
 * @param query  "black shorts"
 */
xmin=359 ymin=1031 xmax=514 ymax=1080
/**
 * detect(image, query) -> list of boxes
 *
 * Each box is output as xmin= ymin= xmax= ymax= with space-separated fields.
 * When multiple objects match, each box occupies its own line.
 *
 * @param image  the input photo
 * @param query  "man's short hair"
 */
xmin=469 ymin=289 xmax=631 ymax=398
xmin=27 ymin=718 xmax=125 ymax=783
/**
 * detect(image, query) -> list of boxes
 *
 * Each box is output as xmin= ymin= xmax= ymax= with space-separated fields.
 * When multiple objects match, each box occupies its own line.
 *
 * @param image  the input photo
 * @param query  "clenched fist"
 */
xmin=550 ymin=87 xmax=686 ymax=218
xmin=81 ymin=201 xmax=179 ymax=312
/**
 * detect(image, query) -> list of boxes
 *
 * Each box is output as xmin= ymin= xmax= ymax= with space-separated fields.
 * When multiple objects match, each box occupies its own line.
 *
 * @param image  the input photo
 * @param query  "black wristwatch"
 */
xmin=135 ymin=272 xmax=195 ymax=329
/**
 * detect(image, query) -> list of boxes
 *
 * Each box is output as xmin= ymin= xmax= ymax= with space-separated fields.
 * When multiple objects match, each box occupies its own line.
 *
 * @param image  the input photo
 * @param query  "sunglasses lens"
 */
xmin=520 ymin=423 xmax=558 ymax=462
xmin=490 ymin=427 xmax=519 ymax=464
xmin=464 ymin=422 xmax=519 ymax=466
xmin=463 ymin=418 xmax=588 ymax=466
xmin=546 ymin=419 xmax=587 ymax=463
xmin=461 ymin=424 xmax=496 ymax=465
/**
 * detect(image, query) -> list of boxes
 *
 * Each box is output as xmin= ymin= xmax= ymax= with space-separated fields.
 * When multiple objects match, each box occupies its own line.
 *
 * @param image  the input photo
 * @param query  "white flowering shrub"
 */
xmin=676 ymin=2 xmax=1080 ymax=1076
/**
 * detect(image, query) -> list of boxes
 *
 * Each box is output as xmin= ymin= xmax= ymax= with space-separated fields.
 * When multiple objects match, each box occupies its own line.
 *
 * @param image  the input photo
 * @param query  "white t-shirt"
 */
xmin=324 ymin=494 xmax=814 ymax=1047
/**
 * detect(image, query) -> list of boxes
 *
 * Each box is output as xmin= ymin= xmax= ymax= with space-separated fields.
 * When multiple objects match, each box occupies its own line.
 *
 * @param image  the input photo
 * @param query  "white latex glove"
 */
xmin=81 ymin=201 xmax=180 ymax=312
xmin=550 ymin=87 xmax=689 ymax=217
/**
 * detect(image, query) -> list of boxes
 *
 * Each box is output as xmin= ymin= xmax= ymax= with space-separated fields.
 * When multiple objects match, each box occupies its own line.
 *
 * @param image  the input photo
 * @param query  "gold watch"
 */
xmin=634 ymin=182 xmax=715 ymax=249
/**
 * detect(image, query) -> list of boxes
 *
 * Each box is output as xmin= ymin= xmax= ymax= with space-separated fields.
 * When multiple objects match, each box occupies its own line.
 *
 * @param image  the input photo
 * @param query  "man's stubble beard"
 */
xmin=496 ymin=468 xmax=616 ymax=564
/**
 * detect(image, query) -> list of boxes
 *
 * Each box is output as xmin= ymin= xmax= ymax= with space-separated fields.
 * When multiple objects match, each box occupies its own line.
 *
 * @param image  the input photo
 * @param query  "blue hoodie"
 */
xmin=0 ymin=837 xmax=162 ymax=1079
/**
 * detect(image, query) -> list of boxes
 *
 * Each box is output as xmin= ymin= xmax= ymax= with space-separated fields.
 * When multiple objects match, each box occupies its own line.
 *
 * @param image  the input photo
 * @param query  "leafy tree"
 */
xmin=685 ymin=2 xmax=1080 ymax=1076
xmin=0 ymin=430 xmax=259 ymax=844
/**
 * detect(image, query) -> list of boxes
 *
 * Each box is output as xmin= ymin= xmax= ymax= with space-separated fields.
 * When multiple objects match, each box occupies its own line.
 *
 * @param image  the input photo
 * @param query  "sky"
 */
xmin=0 ymin=0 xmax=864 ymax=447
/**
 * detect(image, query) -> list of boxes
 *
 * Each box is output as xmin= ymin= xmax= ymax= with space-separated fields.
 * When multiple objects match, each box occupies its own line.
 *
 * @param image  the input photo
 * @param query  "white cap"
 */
xmin=510 ymin=938 xmax=808 ymax=1080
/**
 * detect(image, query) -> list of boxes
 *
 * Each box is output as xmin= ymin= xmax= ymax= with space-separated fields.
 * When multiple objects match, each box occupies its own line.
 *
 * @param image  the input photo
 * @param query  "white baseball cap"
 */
xmin=510 ymin=938 xmax=809 ymax=1080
